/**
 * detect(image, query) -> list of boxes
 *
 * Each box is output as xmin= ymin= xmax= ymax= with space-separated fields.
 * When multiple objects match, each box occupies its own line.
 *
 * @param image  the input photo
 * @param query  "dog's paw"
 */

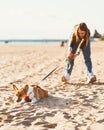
xmin=31 ymin=98 xmax=39 ymax=103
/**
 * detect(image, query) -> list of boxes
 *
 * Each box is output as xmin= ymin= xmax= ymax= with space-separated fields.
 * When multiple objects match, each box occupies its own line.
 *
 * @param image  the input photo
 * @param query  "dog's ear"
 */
xmin=13 ymin=84 xmax=18 ymax=91
xmin=24 ymin=85 xmax=29 ymax=92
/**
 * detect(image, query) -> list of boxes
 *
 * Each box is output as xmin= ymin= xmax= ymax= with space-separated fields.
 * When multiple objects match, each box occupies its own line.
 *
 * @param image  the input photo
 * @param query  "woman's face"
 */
xmin=78 ymin=29 xmax=86 ymax=39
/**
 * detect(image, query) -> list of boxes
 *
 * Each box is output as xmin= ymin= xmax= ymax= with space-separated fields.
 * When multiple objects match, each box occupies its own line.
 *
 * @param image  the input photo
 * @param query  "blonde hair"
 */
xmin=72 ymin=22 xmax=90 ymax=46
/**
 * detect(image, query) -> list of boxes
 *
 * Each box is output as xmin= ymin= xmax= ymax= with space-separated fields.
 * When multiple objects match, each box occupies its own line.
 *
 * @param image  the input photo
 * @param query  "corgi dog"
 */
xmin=13 ymin=84 xmax=48 ymax=103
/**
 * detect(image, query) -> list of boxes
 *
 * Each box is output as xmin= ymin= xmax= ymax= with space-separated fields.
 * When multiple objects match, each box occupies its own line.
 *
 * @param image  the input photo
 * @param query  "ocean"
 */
xmin=0 ymin=39 xmax=68 ymax=44
xmin=0 ymin=38 xmax=98 ymax=44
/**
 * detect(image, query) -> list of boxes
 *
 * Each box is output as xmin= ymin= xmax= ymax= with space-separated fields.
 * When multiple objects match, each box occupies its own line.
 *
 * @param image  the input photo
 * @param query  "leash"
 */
xmin=41 ymin=66 xmax=58 ymax=81
xmin=35 ymin=39 xmax=84 ymax=84
xmin=35 ymin=66 xmax=59 ymax=85
xmin=38 ymin=45 xmax=68 ymax=82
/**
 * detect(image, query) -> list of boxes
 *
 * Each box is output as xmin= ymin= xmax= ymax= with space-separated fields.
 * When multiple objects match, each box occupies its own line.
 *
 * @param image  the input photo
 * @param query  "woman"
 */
xmin=61 ymin=22 xmax=96 ymax=83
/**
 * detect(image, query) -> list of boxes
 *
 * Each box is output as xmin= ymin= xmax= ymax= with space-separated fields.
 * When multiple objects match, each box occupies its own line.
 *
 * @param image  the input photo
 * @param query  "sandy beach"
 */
xmin=0 ymin=41 xmax=104 ymax=130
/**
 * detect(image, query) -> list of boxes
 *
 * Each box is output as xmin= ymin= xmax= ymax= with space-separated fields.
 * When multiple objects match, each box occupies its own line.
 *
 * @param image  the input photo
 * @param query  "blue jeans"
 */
xmin=65 ymin=40 xmax=94 ymax=77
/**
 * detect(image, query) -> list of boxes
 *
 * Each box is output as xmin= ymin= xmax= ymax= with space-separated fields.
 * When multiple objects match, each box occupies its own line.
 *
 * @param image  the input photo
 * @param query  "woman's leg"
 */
xmin=82 ymin=40 xmax=96 ymax=83
xmin=65 ymin=59 xmax=74 ymax=75
xmin=82 ymin=40 xmax=93 ymax=76
xmin=61 ymin=59 xmax=74 ymax=83
xmin=62 ymin=43 xmax=78 ymax=83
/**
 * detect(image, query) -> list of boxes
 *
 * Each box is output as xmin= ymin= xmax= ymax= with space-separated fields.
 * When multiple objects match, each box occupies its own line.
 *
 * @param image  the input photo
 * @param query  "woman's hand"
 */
xmin=67 ymin=51 xmax=80 ymax=61
xmin=73 ymin=52 xmax=80 ymax=58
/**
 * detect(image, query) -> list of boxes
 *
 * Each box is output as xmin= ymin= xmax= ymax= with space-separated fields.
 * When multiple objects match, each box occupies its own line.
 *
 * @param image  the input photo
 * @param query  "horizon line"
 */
xmin=0 ymin=39 xmax=69 ymax=43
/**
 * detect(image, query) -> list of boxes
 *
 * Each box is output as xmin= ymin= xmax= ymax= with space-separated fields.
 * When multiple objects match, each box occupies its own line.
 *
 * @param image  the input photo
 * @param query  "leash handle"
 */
xmin=68 ymin=38 xmax=84 ymax=59
xmin=66 ymin=39 xmax=84 ymax=69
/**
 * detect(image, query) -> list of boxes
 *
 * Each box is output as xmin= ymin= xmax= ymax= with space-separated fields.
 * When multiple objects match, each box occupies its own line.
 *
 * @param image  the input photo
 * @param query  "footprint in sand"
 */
xmin=63 ymin=112 xmax=71 ymax=120
xmin=0 ymin=114 xmax=14 ymax=123
xmin=34 ymin=111 xmax=57 ymax=129
xmin=35 ymin=121 xmax=57 ymax=129
xmin=43 ymin=123 xmax=57 ymax=129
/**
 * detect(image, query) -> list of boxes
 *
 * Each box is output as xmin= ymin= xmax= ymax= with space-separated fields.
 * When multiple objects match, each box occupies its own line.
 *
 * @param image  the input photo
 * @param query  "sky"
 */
xmin=0 ymin=0 xmax=104 ymax=39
